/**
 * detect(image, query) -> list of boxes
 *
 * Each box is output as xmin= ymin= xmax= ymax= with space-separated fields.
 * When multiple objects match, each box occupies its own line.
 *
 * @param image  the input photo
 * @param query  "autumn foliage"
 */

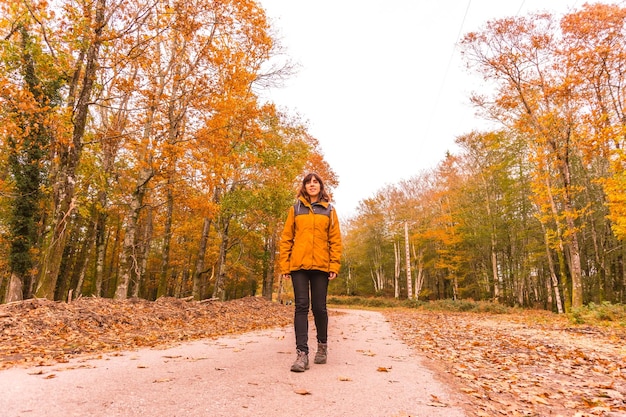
xmin=338 ymin=3 xmax=626 ymax=313
xmin=1 ymin=1 xmax=626 ymax=313
xmin=0 ymin=0 xmax=334 ymax=303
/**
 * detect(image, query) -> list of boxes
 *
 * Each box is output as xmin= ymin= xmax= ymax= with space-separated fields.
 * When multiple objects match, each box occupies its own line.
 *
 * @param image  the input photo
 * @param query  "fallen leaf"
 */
xmin=531 ymin=395 xmax=550 ymax=405
xmin=338 ymin=376 xmax=352 ymax=381
xmin=294 ymin=389 xmax=311 ymax=395
xmin=377 ymin=366 xmax=390 ymax=372
xmin=153 ymin=378 xmax=172 ymax=383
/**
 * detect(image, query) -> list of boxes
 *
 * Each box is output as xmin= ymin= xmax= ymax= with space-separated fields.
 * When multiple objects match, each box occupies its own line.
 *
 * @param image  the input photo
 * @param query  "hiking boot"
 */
xmin=314 ymin=342 xmax=328 ymax=364
xmin=290 ymin=350 xmax=309 ymax=372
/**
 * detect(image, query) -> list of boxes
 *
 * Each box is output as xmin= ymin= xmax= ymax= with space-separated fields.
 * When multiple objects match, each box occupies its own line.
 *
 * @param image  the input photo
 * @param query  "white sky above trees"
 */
xmin=258 ymin=0 xmax=607 ymax=218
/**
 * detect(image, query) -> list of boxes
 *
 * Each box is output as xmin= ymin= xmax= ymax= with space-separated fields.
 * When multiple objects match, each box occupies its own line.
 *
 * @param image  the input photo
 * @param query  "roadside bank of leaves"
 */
xmin=0 ymin=296 xmax=292 ymax=369
xmin=385 ymin=309 xmax=626 ymax=417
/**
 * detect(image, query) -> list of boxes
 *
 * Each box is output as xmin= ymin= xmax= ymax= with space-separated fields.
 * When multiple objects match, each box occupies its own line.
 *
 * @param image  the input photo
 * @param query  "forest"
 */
xmin=337 ymin=2 xmax=626 ymax=313
xmin=0 ymin=1 xmax=625 ymax=314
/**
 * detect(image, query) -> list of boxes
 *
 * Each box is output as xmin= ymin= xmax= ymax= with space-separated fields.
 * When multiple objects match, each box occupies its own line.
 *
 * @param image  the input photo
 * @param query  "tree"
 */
xmin=461 ymin=13 xmax=585 ymax=309
xmin=0 ymin=0 xmax=337 ymax=304
xmin=0 ymin=15 xmax=63 ymax=301
xmin=34 ymin=0 xmax=109 ymax=299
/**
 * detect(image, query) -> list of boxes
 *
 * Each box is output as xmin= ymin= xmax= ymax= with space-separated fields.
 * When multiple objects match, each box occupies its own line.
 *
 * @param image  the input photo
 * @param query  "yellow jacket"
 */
xmin=279 ymin=197 xmax=342 ymax=275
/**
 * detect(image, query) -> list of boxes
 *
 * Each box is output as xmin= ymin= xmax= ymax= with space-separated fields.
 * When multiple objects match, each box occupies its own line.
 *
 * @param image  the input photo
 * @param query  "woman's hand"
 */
xmin=329 ymin=272 xmax=337 ymax=280
xmin=282 ymin=274 xmax=291 ymax=279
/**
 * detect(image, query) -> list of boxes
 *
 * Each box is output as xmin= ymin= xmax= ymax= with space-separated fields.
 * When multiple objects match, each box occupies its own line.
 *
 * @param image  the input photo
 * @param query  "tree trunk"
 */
xmin=404 ymin=222 xmax=412 ymax=300
xmin=276 ymin=273 xmax=285 ymax=304
xmin=373 ymin=243 xmax=384 ymax=293
xmin=158 ymin=188 xmax=174 ymax=299
xmin=565 ymin=211 xmax=583 ymax=308
xmin=156 ymin=61 xmax=185 ymax=299
xmin=114 ymin=49 xmax=159 ymax=299
xmin=622 ymin=247 xmax=626 ymax=304
xmin=5 ymin=273 xmax=24 ymax=303
xmin=212 ymin=218 xmax=230 ymax=300
xmin=114 ymin=167 xmax=152 ymax=299
xmin=370 ymin=268 xmax=383 ymax=294
xmin=393 ymin=241 xmax=400 ymax=299
xmin=261 ymin=228 xmax=277 ymax=300
xmin=94 ymin=204 xmax=107 ymax=297
xmin=192 ymin=217 xmax=212 ymax=300
xmin=5 ymin=26 xmax=51 ymax=302
xmin=72 ymin=219 xmax=97 ymax=299
xmin=541 ymin=223 xmax=564 ymax=314
xmin=133 ymin=206 xmax=153 ymax=298
xmin=370 ymin=269 xmax=378 ymax=293
xmin=541 ymin=174 xmax=571 ymax=312
xmin=555 ymin=142 xmax=583 ymax=309
xmin=452 ymin=277 xmax=459 ymax=301
xmin=103 ymin=220 xmax=122 ymax=298
xmin=36 ymin=0 xmax=106 ymax=300
xmin=346 ymin=266 xmax=352 ymax=296
xmin=413 ymin=244 xmax=425 ymax=300
xmin=490 ymin=236 xmax=501 ymax=300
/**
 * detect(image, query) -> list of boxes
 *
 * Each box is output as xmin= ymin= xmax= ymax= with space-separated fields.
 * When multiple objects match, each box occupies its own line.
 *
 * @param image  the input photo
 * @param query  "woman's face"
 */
xmin=305 ymin=177 xmax=321 ymax=200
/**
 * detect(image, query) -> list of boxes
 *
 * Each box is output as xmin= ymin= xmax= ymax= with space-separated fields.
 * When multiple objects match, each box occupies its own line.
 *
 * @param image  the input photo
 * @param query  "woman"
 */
xmin=279 ymin=173 xmax=342 ymax=372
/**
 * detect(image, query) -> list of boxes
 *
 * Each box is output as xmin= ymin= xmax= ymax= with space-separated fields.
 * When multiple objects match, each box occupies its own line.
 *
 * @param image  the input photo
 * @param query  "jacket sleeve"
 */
xmin=278 ymin=206 xmax=296 ymax=275
xmin=328 ymin=208 xmax=342 ymax=274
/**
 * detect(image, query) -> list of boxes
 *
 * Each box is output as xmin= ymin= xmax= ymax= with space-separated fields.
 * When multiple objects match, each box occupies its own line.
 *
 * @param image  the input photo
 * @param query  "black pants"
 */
xmin=291 ymin=269 xmax=329 ymax=354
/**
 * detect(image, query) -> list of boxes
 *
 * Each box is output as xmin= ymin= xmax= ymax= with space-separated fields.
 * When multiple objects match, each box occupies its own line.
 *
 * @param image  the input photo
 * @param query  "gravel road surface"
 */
xmin=0 ymin=309 xmax=467 ymax=417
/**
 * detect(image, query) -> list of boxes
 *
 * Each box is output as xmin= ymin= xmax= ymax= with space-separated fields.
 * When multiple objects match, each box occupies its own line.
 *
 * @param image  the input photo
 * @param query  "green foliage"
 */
xmin=421 ymin=299 xmax=511 ymax=314
xmin=328 ymin=296 xmax=402 ymax=309
xmin=568 ymin=302 xmax=626 ymax=326
xmin=328 ymin=295 xmax=511 ymax=313
xmin=2 ymin=23 xmax=60 ymax=297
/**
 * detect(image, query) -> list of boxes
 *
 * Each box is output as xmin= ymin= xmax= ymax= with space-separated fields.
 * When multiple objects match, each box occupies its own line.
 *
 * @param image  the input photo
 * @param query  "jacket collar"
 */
xmin=298 ymin=196 xmax=329 ymax=208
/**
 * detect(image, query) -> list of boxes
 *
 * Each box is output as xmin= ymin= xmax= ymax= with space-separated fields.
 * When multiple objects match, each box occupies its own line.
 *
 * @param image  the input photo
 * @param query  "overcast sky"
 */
xmin=258 ymin=0 xmax=614 ymax=218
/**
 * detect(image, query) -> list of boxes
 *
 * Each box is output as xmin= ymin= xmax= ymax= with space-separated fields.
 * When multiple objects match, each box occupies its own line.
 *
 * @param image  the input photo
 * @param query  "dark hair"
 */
xmin=297 ymin=172 xmax=330 ymax=202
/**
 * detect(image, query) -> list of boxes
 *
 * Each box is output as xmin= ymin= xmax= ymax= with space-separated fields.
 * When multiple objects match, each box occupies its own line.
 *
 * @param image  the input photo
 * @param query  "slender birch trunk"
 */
xmin=393 ymin=242 xmax=400 ymax=299
xmin=94 ymin=210 xmax=107 ymax=297
xmin=413 ymin=244 xmax=425 ymax=300
xmin=540 ymin=223 xmax=564 ymax=313
xmin=404 ymin=221 xmax=412 ymax=300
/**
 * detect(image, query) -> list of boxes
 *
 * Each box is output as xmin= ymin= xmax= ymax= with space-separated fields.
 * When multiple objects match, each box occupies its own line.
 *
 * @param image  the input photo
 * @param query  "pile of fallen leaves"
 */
xmin=384 ymin=309 xmax=626 ymax=417
xmin=2 ymin=297 xmax=625 ymax=416
xmin=0 ymin=296 xmax=292 ymax=369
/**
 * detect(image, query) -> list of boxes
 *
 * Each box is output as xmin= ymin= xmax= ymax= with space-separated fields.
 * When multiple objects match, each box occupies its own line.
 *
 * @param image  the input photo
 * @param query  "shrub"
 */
xmin=568 ymin=302 xmax=626 ymax=326
xmin=327 ymin=296 xmax=511 ymax=313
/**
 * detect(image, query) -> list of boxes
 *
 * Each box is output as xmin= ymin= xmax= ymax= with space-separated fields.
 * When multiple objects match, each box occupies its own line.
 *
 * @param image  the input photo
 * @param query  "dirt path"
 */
xmin=0 ymin=309 xmax=467 ymax=417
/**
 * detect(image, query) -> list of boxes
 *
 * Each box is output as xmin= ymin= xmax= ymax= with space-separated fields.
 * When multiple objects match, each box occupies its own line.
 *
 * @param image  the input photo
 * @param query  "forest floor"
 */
xmin=0 ymin=296 xmax=624 ymax=416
